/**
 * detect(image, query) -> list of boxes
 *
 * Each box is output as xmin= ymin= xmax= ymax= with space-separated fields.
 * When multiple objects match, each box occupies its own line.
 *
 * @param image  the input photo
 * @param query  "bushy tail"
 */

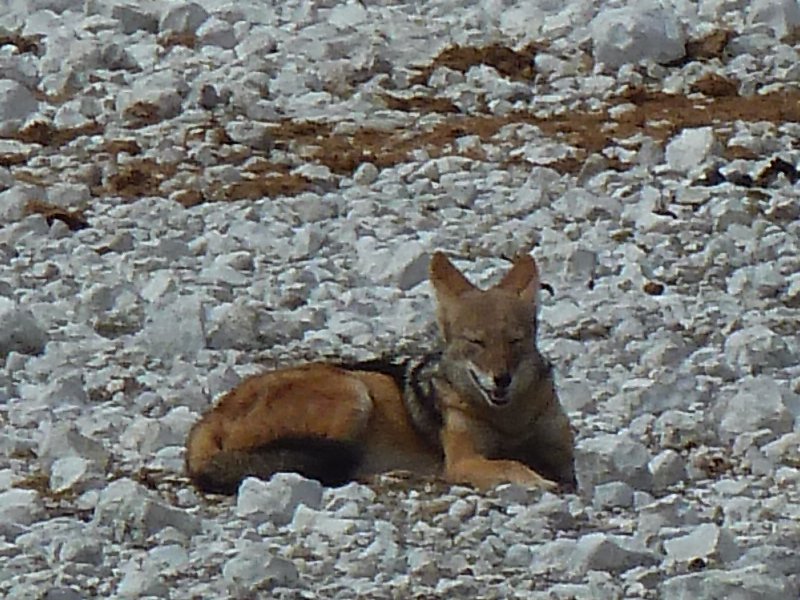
xmin=188 ymin=437 xmax=363 ymax=495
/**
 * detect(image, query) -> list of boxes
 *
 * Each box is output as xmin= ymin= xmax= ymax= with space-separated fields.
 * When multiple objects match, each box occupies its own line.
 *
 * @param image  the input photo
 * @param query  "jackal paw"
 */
xmin=447 ymin=458 xmax=558 ymax=491
xmin=502 ymin=462 xmax=558 ymax=491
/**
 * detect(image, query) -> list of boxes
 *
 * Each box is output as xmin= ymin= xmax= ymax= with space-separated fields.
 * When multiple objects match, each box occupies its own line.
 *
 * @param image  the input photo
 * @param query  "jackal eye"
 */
xmin=464 ymin=337 xmax=485 ymax=347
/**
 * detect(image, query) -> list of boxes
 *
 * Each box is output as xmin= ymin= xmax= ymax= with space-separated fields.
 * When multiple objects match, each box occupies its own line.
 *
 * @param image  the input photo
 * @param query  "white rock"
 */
xmin=727 ymin=264 xmax=786 ymax=298
xmin=224 ymin=121 xmax=274 ymax=151
xmin=353 ymin=162 xmax=379 ymax=185
xmin=665 ymin=127 xmax=721 ymax=173
xmin=224 ymin=544 xmax=299 ymax=591
xmin=93 ymin=479 xmax=201 ymax=541
xmin=0 ymin=79 xmax=38 ymax=134
xmin=146 ymin=543 xmax=189 ymax=573
xmin=159 ymin=1 xmax=209 ymax=33
xmin=205 ymin=301 xmax=261 ymax=350
xmin=748 ymin=0 xmax=800 ymax=38
xmin=590 ymin=3 xmax=686 ymax=69
xmin=716 ymin=376 xmax=794 ymax=443
xmin=116 ymin=71 xmax=188 ymax=123
xmin=661 ymin=564 xmax=797 ymax=600
xmin=723 ymin=325 xmax=793 ymax=374
xmin=636 ymin=494 xmax=700 ymax=546
xmin=592 ymin=481 xmax=634 ymax=510
xmin=290 ymin=224 xmax=326 ymax=260
xmin=356 ymin=238 xmax=431 ymax=290
xmin=572 ymin=533 xmax=656 ymax=575
xmin=324 ymin=481 xmax=377 ymax=517
xmin=576 ymin=433 xmax=653 ymax=494
xmin=84 ymin=1 xmax=158 ymax=33
xmin=329 ymin=2 xmax=368 ymax=28
xmin=49 ymin=456 xmax=95 ymax=493
xmin=291 ymin=503 xmax=357 ymax=537
xmin=0 ymin=488 xmax=44 ymax=525
xmin=0 ymin=299 xmax=48 ymax=357
xmin=0 ymin=468 xmax=19 ymax=490
xmin=504 ymin=543 xmax=533 ymax=568
xmin=139 ymin=294 xmax=206 ymax=360
xmin=762 ymin=431 xmax=800 ymax=465
xmin=709 ymin=197 xmax=751 ymax=231
xmin=59 ymin=535 xmax=104 ymax=565
xmin=117 ymin=562 xmax=168 ymax=598
xmin=197 ymin=16 xmax=236 ymax=49
xmin=120 ymin=416 xmax=173 ymax=454
xmin=654 ymin=410 xmax=711 ymax=450
xmin=649 ymin=449 xmax=686 ymax=491
xmin=663 ymin=523 xmax=741 ymax=564
xmin=529 ymin=538 xmax=579 ymax=574
xmin=37 ymin=424 xmax=110 ymax=471
xmin=236 ymin=474 xmax=323 ymax=525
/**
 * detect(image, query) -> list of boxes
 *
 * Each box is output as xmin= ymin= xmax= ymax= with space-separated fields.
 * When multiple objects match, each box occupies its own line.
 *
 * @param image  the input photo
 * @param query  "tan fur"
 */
xmin=185 ymin=252 xmax=576 ymax=493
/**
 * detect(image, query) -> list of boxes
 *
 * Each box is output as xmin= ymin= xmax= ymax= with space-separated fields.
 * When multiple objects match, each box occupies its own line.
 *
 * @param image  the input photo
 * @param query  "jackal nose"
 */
xmin=494 ymin=373 xmax=511 ymax=390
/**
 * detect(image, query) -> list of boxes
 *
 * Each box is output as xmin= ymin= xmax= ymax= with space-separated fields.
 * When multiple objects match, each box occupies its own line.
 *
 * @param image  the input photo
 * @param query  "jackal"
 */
xmin=185 ymin=252 xmax=576 ymax=494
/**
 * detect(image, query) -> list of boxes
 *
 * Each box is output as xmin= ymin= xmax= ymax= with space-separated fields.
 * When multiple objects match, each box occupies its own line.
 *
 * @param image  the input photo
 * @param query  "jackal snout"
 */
xmin=467 ymin=363 xmax=515 ymax=406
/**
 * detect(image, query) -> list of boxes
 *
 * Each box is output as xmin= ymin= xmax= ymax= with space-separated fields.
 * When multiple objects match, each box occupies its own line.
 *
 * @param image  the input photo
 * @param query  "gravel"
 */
xmin=1 ymin=0 xmax=799 ymax=598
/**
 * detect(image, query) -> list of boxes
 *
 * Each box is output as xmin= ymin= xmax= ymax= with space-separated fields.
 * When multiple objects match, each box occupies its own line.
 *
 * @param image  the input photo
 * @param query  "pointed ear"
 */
xmin=429 ymin=252 xmax=476 ymax=341
xmin=496 ymin=253 xmax=540 ymax=304
xmin=429 ymin=252 xmax=476 ymax=299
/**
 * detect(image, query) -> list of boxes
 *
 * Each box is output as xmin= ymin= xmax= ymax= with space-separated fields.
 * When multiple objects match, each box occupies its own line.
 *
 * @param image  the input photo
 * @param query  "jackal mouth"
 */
xmin=468 ymin=368 xmax=511 ymax=407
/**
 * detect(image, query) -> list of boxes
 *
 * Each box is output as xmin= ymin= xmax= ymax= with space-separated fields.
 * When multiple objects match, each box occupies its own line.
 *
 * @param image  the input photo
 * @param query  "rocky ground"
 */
xmin=1 ymin=0 xmax=799 ymax=598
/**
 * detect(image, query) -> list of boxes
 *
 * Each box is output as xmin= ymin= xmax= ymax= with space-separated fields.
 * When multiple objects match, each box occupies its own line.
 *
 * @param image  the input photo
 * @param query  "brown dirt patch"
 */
xmin=0 ymin=32 xmax=42 ymax=55
xmin=210 ymin=173 xmax=316 ymax=201
xmin=102 ymin=139 xmax=143 ymax=156
xmin=610 ymin=88 xmax=800 ymax=141
xmin=159 ymin=31 xmax=198 ymax=50
xmin=0 ymin=153 xmax=27 ymax=167
xmin=242 ymin=88 xmax=800 ymax=181
xmin=410 ymin=42 xmax=542 ymax=85
xmin=381 ymin=93 xmax=460 ymax=114
xmin=123 ymin=102 xmax=162 ymax=128
xmin=23 ymin=199 xmax=89 ymax=231
xmin=690 ymin=73 xmax=739 ymax=97
xmin=684 ymin=30 xmax=733 ymax=61
xmin=102 ymin=159 xmax=178 ymax=199
xmin=12 ymin=120 xmax=104 ymax=147
xmin=172 ymin=189 xmax=204 ymax=208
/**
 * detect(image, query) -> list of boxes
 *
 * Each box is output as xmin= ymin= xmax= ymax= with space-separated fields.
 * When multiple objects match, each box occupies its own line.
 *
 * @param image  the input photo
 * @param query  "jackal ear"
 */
xmin=497 ymin=253 xmax=540 ymax=304
xmin=430 ymin=252 xmax=476 ymax=341
xmin=429 ymin=252 xmax=476 ymax=298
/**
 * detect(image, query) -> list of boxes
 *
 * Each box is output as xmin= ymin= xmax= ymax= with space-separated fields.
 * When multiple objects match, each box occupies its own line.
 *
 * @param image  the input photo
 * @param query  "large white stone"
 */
xmin=0 ymin=488 xmax=44 ymax=525
xmin=37 ymin=423 xmax=110 ymax=471
xmin=0 ymin=298 xmax=48 ymax=357
xmin=572 ymin=533 xmax=657 ymax=575
xmin=93 ymin=478 xmax=201 ymax=542
xmin=681 ymin=565 xmax=797 ymax=599
xmin=664 ymin=523 xmax=742 ymax=564
xmin=665 ymin=127 xmax=721 ymax=173
xmin=716 ymin=376 xmax=794 ymax=443
xmin=590 ymin=4 xmax=686 ymax=69
xmin=159 ymin=1 xmax=209 ymax=33
xmin=236 ymin=474 xmax=323 ymax=525
xmin=139 ymin=294 xmax=206 ymax=360
xmin=724 ymin=326 xmax=794 ymax=375
xmin=748 ymin=0 xmax=800 ymax=38
xmin=0 ymin=79 xmax=38 ymax=134
xmin=223 ymin=543 xmax=299 ymax=591
xmin=576 ymin=433 xmax=653 ymax=494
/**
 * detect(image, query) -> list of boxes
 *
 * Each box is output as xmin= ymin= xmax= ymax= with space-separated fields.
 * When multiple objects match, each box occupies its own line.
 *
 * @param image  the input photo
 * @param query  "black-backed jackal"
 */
xmin=185 ymin=252 xmax=576 ymax=494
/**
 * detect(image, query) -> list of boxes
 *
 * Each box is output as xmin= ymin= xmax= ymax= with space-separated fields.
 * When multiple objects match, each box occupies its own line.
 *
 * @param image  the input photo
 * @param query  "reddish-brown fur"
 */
xmin=185 ymin=252 xmax=576 ymax=493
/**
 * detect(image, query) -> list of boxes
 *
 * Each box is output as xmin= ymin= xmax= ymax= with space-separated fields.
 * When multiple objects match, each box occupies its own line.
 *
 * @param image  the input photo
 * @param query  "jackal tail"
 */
xmin=187 ymin=436 xmax=363 ymax=494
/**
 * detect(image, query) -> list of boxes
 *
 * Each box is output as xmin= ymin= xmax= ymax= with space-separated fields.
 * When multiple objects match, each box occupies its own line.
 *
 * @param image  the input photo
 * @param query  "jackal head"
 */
xmin=430 ymin=252 xmax=547 ymax=408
